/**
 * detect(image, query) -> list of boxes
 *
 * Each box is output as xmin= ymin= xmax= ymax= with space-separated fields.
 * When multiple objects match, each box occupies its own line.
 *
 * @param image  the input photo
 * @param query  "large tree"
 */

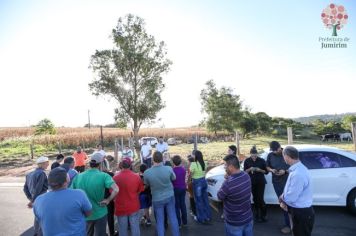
xmin=200 ymin=80 xmax=242 ymax=135
xmin=89 ymin=14 xmax=172 ymax=147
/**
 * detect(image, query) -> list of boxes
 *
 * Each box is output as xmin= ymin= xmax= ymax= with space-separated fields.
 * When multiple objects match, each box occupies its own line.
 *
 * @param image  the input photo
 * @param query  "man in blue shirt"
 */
xmin=144 ymin=151 xmax=179 ymax=236
xmin=279 ymin=146 xmax=315 ymax=236
xmin=34 ymin=167 xmax=92 ymax=236
xmin=23 ymin=156 xmax=49 ymax=236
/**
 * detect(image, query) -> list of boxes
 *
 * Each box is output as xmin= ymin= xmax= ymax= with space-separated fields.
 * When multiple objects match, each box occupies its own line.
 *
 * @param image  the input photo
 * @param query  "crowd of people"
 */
xmin=23 ymin=138 xmax=314 ymax=236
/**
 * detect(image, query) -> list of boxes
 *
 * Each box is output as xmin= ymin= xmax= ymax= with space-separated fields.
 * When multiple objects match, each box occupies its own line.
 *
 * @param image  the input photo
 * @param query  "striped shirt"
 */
xmin=217 ymin=171 xmax=252 ymax=226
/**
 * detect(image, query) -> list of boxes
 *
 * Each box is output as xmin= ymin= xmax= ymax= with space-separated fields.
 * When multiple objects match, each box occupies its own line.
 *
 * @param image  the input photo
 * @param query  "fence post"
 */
xmin=100 ymin=126 xmax=104 ymax=148
xmin=58 ymin=141 xmax=62 ymax=154
xmin=114 ymin=138 xmax=118 ymax=162
xmin=235 ymin=131 xmax=240 ymax=156
xmin=30 ymin=142 xmax=34 ymax=159
xmin=351 ymin=122 xmax=356 ymax=152
xmin=287 ymin=127 xmax=293 ymax=145
xmin=194 ymin=133 xmax=198 ymax=151
xmin=121 ymin=137 xmax=124 ymax=151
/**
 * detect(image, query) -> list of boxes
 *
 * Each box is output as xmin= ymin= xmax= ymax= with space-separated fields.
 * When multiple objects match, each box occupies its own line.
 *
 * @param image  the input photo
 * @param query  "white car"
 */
xmin=139 ymin=137 xmax=158 ymax=147
xmin=205 ymin=144 xmax=356 ymax=215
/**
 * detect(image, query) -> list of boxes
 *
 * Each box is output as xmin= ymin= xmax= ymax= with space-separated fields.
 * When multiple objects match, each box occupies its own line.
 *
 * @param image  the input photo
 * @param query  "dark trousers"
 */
xmin=273 ymin=182 xmax=290 ymax=227
xmin=34 ymin=217 xmax=42 ymax=236
xmin=87 ymin=215 xmax=107 ymax=236
xmin=289 ymin=206 xmax=315 ymax=236
xmin=189 ymin=196 xmax=196 ymax=216
xmin=107 ymin=201 xmax=115 ymax=235
xmin=174 ymin=188 xmax=188 ymax=226
xmin=251 ymin=182 xmax=267 ymax=219
xmin=143 ymin=158 xmax=152 ymax=168
xmin=75 ymin=165 xmax=85 ymax=173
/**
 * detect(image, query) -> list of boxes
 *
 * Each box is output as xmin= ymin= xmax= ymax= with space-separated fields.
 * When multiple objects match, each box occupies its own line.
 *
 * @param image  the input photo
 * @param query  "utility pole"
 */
xmin=88 ymin=109 xmax=91 ymax=130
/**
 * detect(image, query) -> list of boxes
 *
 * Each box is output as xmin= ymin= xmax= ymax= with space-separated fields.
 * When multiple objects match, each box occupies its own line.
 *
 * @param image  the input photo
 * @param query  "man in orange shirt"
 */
xmin=73 ymin=146 xmax=88 ymax=173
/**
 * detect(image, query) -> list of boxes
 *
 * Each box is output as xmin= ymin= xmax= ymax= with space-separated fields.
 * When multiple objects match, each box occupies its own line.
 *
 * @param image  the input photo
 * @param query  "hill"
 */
xmin=293 ymin=112 xmax=356 ymax=124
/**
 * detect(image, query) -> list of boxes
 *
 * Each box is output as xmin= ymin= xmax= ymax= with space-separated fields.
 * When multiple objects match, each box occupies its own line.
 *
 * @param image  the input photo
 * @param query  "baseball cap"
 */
xmin=36 ymin=156 xmax=49 ymax=164
xmin=48 ymin=167 xmax=67 ymax=188
xmin=90 ymin=152 xmax=104 ymax=163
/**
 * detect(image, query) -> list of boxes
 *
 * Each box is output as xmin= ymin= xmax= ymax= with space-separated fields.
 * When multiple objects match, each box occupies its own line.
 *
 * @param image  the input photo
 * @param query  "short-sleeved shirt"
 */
xmin=33 ymin=188 xmax=92 ymax=236
xmin=144 ymin=163 xmax=176 ymax=202
xmin=173 ymin=166 xmax=186 ymax=189
xmin=217 ymin=171 xmax=252 ymax=226
xmin=122 ymin=149 xmax=134 ymax=161
xmin=71 ymin=168 xmax=114 ymax=220
xmin=156 ymin=142 xmax=168 ymax=153
xmin=72 ymin=151 xmax=88 ymax=167
xmin=243 ymin=157 xmax=267 ymax=185
xmin=113 ymin=169 xmax=144 ymax=216
xmin=266 ymin=152 xmax=289 ymax=184
xmin=141 ymin=144 xmax=152 ymax=159
xmin=189 ymin=161 xmax=206 ymax=179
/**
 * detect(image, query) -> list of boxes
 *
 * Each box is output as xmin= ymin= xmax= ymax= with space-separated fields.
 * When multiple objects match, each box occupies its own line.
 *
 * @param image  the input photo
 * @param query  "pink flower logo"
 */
xmin=321 ymin=3 xmax=348 ymax=36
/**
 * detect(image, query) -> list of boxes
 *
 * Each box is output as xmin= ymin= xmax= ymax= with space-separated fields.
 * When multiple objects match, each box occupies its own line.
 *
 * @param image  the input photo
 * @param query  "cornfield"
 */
xmin=0 ymin=127 xmax=231 ymax=149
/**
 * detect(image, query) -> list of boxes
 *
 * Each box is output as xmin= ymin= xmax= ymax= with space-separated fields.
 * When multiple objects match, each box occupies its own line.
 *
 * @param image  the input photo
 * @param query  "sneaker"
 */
xmin=145 ymin=218 xmax=152 ymax=227
xmin=193 ymin=216 xmax=198 ymax=222
xmin=281 ymin=226 xmax=291 ymax=234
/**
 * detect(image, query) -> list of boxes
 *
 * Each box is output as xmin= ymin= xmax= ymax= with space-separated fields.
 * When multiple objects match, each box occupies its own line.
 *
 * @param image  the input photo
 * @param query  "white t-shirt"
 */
xmin=156 ymin=142 xmax=168 ymax=153
xmin=141 ymin=144 xmax=152 ymax=159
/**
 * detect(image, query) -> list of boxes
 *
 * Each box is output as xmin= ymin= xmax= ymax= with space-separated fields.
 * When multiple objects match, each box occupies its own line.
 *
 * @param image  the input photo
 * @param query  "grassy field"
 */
xmin=0 ymin=127 xmax=355 ymax=169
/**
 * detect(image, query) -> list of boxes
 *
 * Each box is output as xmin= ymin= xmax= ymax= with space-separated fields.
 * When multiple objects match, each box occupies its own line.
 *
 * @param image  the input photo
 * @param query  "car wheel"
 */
xmin=347 ymin=189 xmax=356 ymax=215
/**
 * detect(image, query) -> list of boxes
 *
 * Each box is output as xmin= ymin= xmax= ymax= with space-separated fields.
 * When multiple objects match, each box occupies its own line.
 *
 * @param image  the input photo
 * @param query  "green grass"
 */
xmin=0 ymin=135 xmax=354 ymax=166
xmin=0 ymin=138 xmax=57 ymax=161
xmin=167 ymin=136 xmax=355 ymax=164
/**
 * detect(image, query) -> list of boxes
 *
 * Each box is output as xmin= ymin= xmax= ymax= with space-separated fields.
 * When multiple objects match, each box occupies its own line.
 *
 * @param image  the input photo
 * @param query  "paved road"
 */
xmin=1 ymin=185 xmax=355 ymax=236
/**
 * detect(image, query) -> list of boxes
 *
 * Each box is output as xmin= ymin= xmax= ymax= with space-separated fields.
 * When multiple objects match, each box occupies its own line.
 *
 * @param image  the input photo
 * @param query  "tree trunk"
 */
xmin=332 ymin=24 xmax=338 ymax=37
xmin=132 ymin=121 xmax=140 ymax=161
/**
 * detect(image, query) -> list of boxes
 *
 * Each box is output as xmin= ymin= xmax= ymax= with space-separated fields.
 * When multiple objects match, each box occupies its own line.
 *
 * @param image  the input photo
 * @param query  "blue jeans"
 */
xmin=273 ymin=182 xmax=290 ymax=227
xmin=192 ymin=177 xmax=211 ymax=223
xmin=152 ymin=196 xmax=180 ymax=236
xmin=174 ymin=188 xmax=188 ymax=226
xmin=225 ymin=220 xmax=253 ymax=236
xmin=117 ymin=211 xmax=140 ymax=236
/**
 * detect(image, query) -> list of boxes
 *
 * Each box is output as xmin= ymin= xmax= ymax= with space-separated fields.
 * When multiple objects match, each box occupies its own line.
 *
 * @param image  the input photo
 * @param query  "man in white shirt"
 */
xmin=122 ymin=145 xmax=134 ymax=161
xmin=141 ymin=138 xmax=152 ymax=168
xmin=156 ymin=136 xmax=168 ymax=154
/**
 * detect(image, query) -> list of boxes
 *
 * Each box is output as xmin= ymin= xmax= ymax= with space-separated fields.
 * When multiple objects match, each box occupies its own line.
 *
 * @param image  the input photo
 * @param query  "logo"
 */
xmin=321 ymin=3 xmax=348 ymax=37
xmin=319 ymin=3 xmax=350 ymax=49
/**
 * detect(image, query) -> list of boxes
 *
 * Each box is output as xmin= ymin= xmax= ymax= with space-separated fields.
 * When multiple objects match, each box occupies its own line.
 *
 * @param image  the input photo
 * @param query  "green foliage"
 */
xmin=255 ymin=112 xmax=272 ymax=134
xmin=239 ymin=110 xmax=258 ymax=138
xmin=89 ymin=14 xmax=172 ymax=143
xmin=34 ymin=119 xmax=56 ymax=135
xmin=312 ymin=119 xmax=346 ymax=135
xmin=341 ymin=115 xmax=356 ymax=131
xmin=200 ymin=80 xmax=242 ymax=134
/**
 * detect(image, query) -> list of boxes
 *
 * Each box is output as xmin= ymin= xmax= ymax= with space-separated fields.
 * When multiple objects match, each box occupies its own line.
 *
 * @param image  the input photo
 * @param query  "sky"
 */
xmin=0 ymin=0 xmax=355 ymax=128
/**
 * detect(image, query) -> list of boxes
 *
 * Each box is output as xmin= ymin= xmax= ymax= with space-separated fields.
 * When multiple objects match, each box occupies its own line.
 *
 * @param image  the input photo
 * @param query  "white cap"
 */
xmin=36 ymin=156 xmax=49 ymax=164
xmin=90 ymin=152 xmax=104 ymax=163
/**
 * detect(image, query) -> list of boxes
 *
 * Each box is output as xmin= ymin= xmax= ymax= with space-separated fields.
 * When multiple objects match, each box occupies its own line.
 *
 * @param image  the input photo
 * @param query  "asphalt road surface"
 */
xmin=1 ymin=185 xmax=355 ymax=236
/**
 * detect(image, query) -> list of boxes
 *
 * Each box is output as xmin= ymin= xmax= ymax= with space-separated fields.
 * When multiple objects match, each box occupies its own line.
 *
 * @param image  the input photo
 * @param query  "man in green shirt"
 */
xmin=72 ymin=152 xmax=119 ymax=236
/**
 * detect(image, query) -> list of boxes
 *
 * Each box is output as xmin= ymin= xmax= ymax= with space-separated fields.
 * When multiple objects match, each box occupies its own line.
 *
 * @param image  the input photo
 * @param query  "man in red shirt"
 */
xmin=72 ymin=146 xmax=88 ymax=173
xmin=113 ymin=158 xmax=144 ymax=236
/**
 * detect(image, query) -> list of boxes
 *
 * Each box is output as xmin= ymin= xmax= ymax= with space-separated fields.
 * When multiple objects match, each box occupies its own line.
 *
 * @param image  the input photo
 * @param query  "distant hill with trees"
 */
xmin=293 ymin=112 xmax=356 ymax=124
